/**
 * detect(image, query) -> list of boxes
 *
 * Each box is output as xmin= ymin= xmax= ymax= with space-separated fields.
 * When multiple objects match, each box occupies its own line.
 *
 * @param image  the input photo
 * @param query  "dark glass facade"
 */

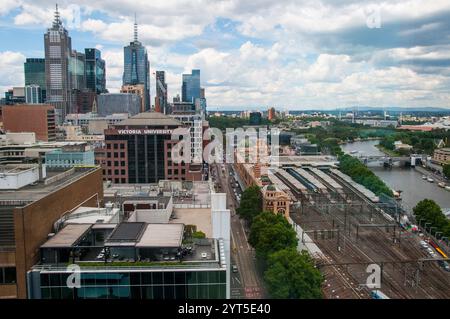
xmin=182 ymin=70 xmax=201 ymax=103
xmin=24 ymin=58 xmax=46 ymax=101
xmin=105 ymin=133 xmax=170 ymax=183
xmin=33 ymin=270 xmax=226 ymax=299
xmin=85 ymin=48 xmax=106 ymax=94
xmin=123 ymin=41 xmax=150 ymax=110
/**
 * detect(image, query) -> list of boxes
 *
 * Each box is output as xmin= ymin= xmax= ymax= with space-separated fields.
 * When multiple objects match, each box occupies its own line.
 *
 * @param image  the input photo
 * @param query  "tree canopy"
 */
xmin=236 ymin=185 xmax=262 ymax=224
xmin=413 ymin=199 xmax=450 ymax=237
xmin=338 ymin=154 xmax=393 ymax=197
xmin=264 ymin=248 xmax=324 ymax=299
xmin=444 ymin=164 xmax=450 ymax=180
xmin=249 ymin=211 xmax=298 ymax=259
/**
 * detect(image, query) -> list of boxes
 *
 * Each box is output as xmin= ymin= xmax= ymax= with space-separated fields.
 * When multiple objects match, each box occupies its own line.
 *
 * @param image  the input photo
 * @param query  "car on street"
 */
xmin=232 ymin=265 xmax=238 ymax=273
xmin=438 ymin=260 xmax=450 ymax=272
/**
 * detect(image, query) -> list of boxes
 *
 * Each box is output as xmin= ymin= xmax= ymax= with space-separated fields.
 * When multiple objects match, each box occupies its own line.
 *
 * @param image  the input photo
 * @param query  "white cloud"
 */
xmin=2 ymin=0 xmax=450 ymax=109
xmin=0 ymin=51 xmax=26 ymax=93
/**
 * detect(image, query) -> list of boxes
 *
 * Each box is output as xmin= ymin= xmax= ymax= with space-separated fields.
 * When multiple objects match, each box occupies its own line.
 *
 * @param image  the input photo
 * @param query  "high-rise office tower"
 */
xmin=24 ymin=58 xmax=46 ymax=102
xmin=155 ymin=71 xmax=168 ymax=114
xmin=85 ymin=48 xmax=106 ymax=94
xmin=69 ymin=50 xmax=86 ymax=91
xmin=181 ymin=69 xmax=200 ymax=103
xmin=44 ymin=4 xmax=73 ymax=123
xmin=122 ymin=16 xmax=150 ymax=111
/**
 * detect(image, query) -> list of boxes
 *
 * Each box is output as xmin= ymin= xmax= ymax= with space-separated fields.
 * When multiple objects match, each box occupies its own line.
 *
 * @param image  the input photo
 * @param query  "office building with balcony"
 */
xmin=26 ymin=182 xmax=230 ymax=299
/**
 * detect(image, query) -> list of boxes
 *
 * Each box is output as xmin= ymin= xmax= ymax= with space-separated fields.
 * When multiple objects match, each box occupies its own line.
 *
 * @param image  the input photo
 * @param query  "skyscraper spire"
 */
xmin=134 ymin=13 xmax=138 ymax=42
xmin=53 ymin=3 xmax=62 ymax=28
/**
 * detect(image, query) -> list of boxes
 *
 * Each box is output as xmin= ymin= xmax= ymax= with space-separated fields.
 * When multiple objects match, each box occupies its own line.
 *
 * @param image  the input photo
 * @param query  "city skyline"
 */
xmin=0 ymin=1 xmax=449 ymax=110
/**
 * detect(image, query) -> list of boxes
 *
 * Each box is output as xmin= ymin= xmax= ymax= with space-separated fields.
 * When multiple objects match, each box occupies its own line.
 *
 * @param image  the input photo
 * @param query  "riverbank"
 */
xmin=341 ymin=140 xmax=450 ymax=211
xmin=374 ymin=144 xmax=401 ymax=157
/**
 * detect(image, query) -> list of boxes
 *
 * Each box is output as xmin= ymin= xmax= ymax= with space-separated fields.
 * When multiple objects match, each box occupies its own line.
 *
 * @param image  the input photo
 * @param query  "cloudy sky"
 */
xmin=0 ymin=0 xmax=449 ymax=110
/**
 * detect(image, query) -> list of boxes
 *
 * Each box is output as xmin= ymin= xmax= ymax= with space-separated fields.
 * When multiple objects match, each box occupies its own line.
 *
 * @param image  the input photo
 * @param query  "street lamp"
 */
xmin=429 ymin=227 xmax=436 ymax=236
xmin=418 ymin=219 xmax=425 ymax=228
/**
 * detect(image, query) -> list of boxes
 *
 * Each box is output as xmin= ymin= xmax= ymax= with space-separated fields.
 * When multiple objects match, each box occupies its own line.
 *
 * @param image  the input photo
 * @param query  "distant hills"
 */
xmin=209 ymin=106 xmax=450 ymax=114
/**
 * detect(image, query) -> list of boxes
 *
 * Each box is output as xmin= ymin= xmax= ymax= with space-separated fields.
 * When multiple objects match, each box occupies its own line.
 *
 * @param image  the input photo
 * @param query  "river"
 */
xmin=340 ymin=140 xmax=450 ymax=212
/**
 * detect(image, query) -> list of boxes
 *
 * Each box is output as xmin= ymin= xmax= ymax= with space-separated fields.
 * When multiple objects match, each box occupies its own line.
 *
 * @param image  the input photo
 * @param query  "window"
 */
xmin=120 ymin=152 xmax=125 ymax=157
xmin=120 ymin=144 xmax=125 ymax=149
xmin=114 ymin=161 xmax=119 ymax=166
xmin=121 ymin=161 xmax=126 ymax=166
xmin=114 ymin=144 xmax=118 ymax=149
xmin=121 ymin=170 xmax=126 ymax=175
xmin=0 ymin=267 xmax=16 ymax=284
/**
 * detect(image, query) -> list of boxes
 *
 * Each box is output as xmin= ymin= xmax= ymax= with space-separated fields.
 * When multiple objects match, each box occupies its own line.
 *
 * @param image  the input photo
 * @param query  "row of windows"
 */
xmin=0 ymin=267 xmax=16 ymax=284
xmin=107 ymin=143 xmax=126 ymax=150
xmin=105 ymin=169 xmax=127 ymax=175
xmin=106 ymin=161 xmax=126 ymax=167
xmin=41 ymin=271 xmax=225 ymax=287
xmin=41 ymin=283 xmax=226 ymax=299
xmin=107 ymin=152 xmax=126 ymax=158
xmin=167 ymin=169 xmax=186 ymax=175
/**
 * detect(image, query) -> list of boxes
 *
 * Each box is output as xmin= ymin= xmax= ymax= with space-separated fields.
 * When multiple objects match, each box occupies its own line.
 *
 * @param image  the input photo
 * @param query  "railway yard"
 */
xmin=271 ymin=166 xmax=450 ymax=299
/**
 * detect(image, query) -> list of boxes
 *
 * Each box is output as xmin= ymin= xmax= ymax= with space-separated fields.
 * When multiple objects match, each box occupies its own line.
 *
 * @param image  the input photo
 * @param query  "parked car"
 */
xmin=438 ymin=260 xmax=450 ymax=272
xmin=232 ymin=265 xmax=238 ymax=273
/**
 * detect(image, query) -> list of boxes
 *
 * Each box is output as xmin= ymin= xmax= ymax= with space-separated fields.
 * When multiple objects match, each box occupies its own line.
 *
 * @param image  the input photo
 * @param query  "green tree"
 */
xmin=192 ymin=231 xmax=206 ymax=239
xmin=264 ymin=249 xmax=323 ymax=299
xmin=249 ymin=212 xmax=298 ymax=259
xmin=413 ymin=199 xmax=449 ymax=234
xmin=338 ymin=154 xmax=393 ymax=197
xmin=236 ymin=185 xmax=262 ymax=223
xmin=443 ymin=164 xmax=450 ymax=180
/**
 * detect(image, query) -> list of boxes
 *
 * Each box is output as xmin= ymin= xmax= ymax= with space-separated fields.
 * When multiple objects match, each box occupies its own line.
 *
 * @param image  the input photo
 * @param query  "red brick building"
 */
xmin=103 ymin=112 xmax=202 ymax=183
xmin=2 ymin=104 xmax=56 ymax=141
xmin=0 ymin=167 xmax=103 ymax=298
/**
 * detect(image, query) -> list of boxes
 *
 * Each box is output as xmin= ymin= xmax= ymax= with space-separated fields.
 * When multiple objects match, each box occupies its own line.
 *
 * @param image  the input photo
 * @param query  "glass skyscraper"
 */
xmin=122 ymin=19 xmax=150 ymax=111
xmin=85 ymin=48 xmax=106 ymax=94
xmin=182 ymin=69 xmax=201 ymax=103
xmin=24 ymin=58 xmax=46 ymax=102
